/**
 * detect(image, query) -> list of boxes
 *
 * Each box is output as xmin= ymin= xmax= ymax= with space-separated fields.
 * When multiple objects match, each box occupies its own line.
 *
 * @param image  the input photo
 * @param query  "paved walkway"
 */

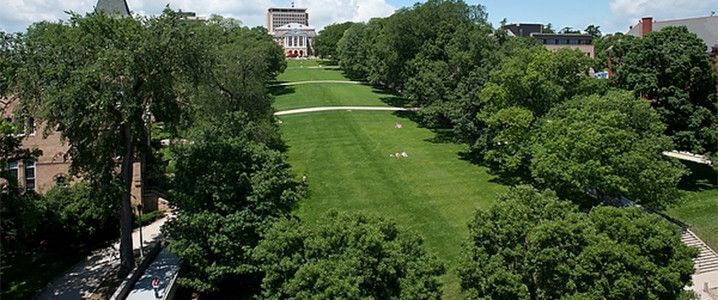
xmin=275 ymin=106 xmax=419 ymax=116
xmin=271 ymin=80 xmax=364 ymax=87
xmin=34 ymin=217 xmax=167 ymax=300
xmin=663 ymin=151 xmax=713 ymax=165
xmin=126 ymin=249 xmax=180 ymax=300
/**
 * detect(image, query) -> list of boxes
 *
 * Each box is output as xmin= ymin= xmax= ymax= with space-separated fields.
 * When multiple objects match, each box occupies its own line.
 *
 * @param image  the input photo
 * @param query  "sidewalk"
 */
xmin=34 ymin=217 xmax=167 ymax=300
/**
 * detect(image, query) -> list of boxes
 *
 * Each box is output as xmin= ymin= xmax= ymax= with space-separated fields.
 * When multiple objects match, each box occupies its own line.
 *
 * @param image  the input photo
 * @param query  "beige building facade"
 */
xmin=266 ymin=7 xmax=308 ymax=33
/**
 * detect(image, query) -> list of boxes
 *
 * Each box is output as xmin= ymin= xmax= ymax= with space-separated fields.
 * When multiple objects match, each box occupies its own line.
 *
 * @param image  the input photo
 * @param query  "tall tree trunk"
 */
xmin=118 ymin=123 xmax=135 ymax=277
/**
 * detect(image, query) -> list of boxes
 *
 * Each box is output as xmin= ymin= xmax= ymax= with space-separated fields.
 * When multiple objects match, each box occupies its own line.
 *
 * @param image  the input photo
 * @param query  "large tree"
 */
xmin=254 ymin=210 xmax=445 ymax=299
xmin=163 ymin=114 xmax=303 ymax=293
xmin=531 ymin=91 xmax=687 ymax=209
xmin=459 ymin=186 xmax=696 ymax=299
xmin=313 ymin=22 xmax=354 ymax=59
xmin=612 ymin=26 xmax=718 ymax=154
xmin=16 ymin=10 xmax=205 ymax=275
xmin=472 ymin=47 xmax=600 ymax=180
xmin=337 ymin=22 xmax=370 ymax=80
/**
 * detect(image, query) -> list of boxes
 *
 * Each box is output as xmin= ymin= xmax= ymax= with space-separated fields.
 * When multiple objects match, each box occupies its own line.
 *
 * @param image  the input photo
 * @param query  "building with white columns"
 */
xmin=272 ymin=23 xmax=317 ymax=57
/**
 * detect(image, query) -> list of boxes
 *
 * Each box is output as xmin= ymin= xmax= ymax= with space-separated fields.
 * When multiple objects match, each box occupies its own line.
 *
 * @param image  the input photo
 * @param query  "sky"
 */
xmin=1 ymin=0 xmax=717 ymax=34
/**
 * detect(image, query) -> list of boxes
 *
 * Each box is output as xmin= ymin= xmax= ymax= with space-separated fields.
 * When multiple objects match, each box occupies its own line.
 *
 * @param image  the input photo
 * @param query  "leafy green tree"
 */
xmin=472 ymin=47 xmax=597 ymax=179
xmin=314 ymin=22 xmax=354 ymax=59
xmin=459 ymin=186 xmax=697 ymax=299
xmin=543 ymin=23 xmax=555 ymax=33
xmin=531 ymin=91 xmax=686 ymax=209
xmin=584 ymin=24 xmax=602 ymax=38
xmin=16 ymin=10 xmax=205 ymax=275
xmin=1 ymin=32 xmax=24 ymax=96
xmin=612 ymin=26 xmax=718 ymax=154
xmin=186 ymin=17 xmax=285 ymax=126
xmin=43 ymin=182 xmax=119 ymax=244
xmin=559 ymin=26 xmax=580 ymax=34
xmin=337 ymin=23 xmax=370 ymax=80
xmin=593 ymin=32 xmax=636 ymax=70
xmin=164 ymin=116 xmax=303 ymax=293
xmin=254 ymin=210 xmax=445 ymax=299
xmin=1 ymin=120 xmax=44 ymax=252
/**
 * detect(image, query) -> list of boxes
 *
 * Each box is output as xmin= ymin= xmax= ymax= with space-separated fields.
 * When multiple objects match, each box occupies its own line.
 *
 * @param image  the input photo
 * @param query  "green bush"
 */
xmin=43 ymin=182 xmax=119 ymax=246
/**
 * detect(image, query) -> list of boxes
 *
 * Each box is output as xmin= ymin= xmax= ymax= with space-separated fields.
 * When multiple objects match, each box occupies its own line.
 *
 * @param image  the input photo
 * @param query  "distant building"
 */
xmin=531 ymin=33 xmax=595 ymax=58
xmin=272 ymin=23 xmax=317 ymax=57
xmin=267 ymin=6 xmax=316 ymax=58
xmin=626 ymin=16 xmax=718 ymax=53
xmin=501 ymin=23 xmax=595 ymax=58
xmin=267 ymin=7 xmax=309 ymax=33
xmin=501 ymin=23 xmax=543 ymax=37
xmin=95 ymin=0 xmax=130 ymax=16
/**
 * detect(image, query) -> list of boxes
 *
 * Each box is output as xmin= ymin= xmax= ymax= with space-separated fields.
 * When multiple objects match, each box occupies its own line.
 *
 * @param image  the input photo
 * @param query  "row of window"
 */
xmin=541 ymin=39 xmax=592 ymax=45
xmin=3 ymin=117 xmax=36 ymax=136
xmin=5 ymin=160 xmax=36 ymax=192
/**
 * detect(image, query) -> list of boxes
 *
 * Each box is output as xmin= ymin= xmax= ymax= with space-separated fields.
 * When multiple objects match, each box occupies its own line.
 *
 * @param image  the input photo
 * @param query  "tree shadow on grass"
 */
xmin=678 ymin=161 xmax=717 ymax=192
xmin=269 ymin=85 xmax=295 ymax=97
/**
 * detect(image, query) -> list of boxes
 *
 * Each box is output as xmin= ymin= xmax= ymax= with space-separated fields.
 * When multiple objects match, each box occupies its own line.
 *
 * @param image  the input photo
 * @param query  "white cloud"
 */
xmin=0 ymin=0 xmax=395 ymax=33
xmin=295 ymin=0 xmax=395 ymax=29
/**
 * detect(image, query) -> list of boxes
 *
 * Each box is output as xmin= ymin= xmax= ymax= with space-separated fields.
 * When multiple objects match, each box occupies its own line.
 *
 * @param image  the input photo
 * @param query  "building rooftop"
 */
xmin=95 ymin=0 xmax=130 ymax=16
xmin=627 ymin=15 xmax=718 ymax=51
xmin=268 ymin=7 xmax=308 ymax=12
xmin=275 ymin=23 xmax=315 ymax=30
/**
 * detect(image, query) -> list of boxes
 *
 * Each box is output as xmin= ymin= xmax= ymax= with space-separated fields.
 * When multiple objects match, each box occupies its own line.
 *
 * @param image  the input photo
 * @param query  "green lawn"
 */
xmin=276 ymin=60 xmax=347 ymax=82
xmin=271 ymin=83 xmax=405 ymax=111
xmin=279 ymin=111 xmax=506 ymax=298
xmin=273 ymin=59 xmax=718 ymax=298
xmin=667 ymin=162 xmax=718 ymax=250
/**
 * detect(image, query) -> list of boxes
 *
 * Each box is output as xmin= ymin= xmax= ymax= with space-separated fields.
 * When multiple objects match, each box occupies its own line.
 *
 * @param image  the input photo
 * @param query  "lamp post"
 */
xmin=137 ymin=203 xmax=144 ymax=258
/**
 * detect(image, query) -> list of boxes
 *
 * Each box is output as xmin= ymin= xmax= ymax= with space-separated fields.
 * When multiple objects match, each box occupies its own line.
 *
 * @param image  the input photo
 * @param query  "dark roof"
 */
xmin=95 ymin=0 xmax=130 ymax=16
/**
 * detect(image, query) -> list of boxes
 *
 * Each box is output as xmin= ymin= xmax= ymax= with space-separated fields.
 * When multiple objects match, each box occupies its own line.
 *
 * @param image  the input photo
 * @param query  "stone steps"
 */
xmin=682 ymin=229 xmax=718 ymax=274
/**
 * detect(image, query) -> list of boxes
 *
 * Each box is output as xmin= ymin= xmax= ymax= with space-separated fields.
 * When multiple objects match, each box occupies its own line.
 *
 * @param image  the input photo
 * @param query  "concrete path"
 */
xmin=663 ymin=151 xmax=713 ymax=165
xmin=34 ymin=217 xmax=167 ymax=300
xmin=271 ymin=80 xmax=364 ymax=87
xmin=274 ymin=106 xmax=419 ymax=116
xmin=126 ymin=249 xmax=180 ymax=300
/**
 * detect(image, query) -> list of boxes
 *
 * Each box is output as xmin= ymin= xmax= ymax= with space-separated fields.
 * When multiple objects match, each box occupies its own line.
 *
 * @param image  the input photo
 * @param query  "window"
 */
xmin=24 ymin=159 xmax=35 ymax=192
xmin=5 ymin=161 xmax=19 ymax=184
xmin=54 ymin=174 xmax=68 ymax=187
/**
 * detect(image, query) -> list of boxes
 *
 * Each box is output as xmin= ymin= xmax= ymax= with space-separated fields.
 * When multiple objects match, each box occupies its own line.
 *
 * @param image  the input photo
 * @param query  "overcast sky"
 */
xmin=1 ymin=0 xmax=717 ymax=34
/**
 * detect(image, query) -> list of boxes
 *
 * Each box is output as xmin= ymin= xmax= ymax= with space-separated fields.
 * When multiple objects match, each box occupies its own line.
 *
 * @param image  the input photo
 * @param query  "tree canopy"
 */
xmin=612 ymin=26 xmax=718 ymax=154
xmin=313 ymin=22 xmax=354 ymax=59
xmin=164 ymin=113 xmax=303 ymax=293
xmin=531 ymin=91 xmax=686 ymax=209
xmin=254 ymin=210 xmax=445 ymax=299
xmin=472 ymin=47 xmax=601 ymax=180
xmin=16 ymin=11 xmax=208 ymax=273
xmin=459 ymin=186 xmax=697 ymax=299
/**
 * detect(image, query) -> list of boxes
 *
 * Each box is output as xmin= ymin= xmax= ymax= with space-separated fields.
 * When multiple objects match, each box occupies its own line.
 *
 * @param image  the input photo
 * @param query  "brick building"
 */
xmin=266 ymin=7 xmax=309 ymax=33
xmin=2 ymin=96 xmax=71 ymax=194
xmin=502 ymin=23 xmax=595 ymax=58
xmin=1 ymin=0 xmax=158 ymax=211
